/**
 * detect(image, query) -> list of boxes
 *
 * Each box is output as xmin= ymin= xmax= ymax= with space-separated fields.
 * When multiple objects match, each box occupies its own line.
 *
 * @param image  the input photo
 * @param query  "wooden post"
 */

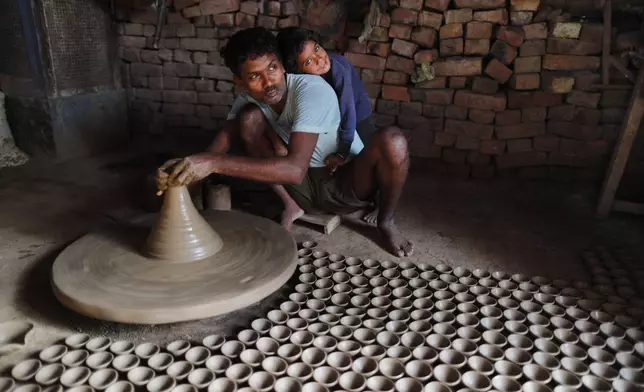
xmin=602 ymin=0 xmax=611 ymax=85
xmin=597 ymin=68 xmax=644 ymax=217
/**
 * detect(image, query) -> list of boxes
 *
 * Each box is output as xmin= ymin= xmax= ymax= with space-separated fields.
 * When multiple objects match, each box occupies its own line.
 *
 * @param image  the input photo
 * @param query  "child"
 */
xmin=277 ymin=27 xmax=379 ymax=223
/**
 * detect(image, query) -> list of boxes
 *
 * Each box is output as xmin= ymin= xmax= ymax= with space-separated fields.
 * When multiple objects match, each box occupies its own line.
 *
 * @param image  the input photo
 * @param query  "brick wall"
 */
xmin=116 ymin=0 xmax=635 ymax=181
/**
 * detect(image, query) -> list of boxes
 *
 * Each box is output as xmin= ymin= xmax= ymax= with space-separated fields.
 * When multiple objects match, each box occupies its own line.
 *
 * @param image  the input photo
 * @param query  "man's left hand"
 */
xmin=324 ymin=153 xmax=347 ymax=174
xmin=156 ymin=153 xmax=216 ymax=194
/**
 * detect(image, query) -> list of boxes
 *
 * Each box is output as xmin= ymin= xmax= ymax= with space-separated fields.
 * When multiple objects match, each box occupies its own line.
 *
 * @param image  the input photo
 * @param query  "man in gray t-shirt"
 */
xmin=156 ymin=27 xmax=413 ymax=258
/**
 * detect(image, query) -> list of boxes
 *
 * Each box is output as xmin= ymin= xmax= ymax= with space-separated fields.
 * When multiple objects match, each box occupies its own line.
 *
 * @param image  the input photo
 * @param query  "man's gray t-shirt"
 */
xmin=226 ymin=73 xmax=364 ymax=168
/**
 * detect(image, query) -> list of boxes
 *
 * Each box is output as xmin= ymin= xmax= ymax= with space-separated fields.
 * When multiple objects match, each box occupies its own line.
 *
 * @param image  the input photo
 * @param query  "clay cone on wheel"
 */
xmin=144 ymin=186 xmax=223 ymax=262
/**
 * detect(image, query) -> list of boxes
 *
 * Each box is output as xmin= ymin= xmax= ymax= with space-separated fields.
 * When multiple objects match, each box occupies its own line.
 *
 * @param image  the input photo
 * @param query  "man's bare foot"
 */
xmin=378 ymin=222 xmax=414 ymax=257
xmin=282 ymin=204 xmax=305 ymax=231
xmin=362 ymin=208 xmax=379 ymax=225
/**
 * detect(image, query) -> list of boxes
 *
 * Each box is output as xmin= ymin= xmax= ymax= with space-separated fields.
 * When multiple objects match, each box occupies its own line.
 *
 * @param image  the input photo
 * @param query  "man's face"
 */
xmin=296 ymin=41 xmax=331 ymax=75
xmin=236 ymin=53 xmax=286 ymax=106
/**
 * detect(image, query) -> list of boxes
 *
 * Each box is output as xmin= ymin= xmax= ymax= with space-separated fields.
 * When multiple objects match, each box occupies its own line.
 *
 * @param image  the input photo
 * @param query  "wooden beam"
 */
xmin=602 ymin=0 xmax=611 ymax=85
xmin=298 ymin=214 xmax=342 ymax=235
xmin=613 ymin=200 xmax=644 ymax=215
xmin=597 ymin=68 xmax=644 ymax=217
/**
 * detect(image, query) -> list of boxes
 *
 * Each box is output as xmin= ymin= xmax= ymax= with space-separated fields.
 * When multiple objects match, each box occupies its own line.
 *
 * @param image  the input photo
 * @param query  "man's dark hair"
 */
xmin=276 ymin=28 xmax=320 ymax=74
xmin=220 ymin=27 xmax=281 ymax=77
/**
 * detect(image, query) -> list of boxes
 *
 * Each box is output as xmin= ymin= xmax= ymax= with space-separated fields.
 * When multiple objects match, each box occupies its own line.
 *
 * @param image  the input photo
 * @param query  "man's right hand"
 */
xmin=155 ymin=154 xmax=217 ymax=195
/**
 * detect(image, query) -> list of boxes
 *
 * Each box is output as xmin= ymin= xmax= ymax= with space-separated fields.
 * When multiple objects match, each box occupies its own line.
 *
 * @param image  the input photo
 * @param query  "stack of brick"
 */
xmin=115 ymin=0 xmax=633 ymax=181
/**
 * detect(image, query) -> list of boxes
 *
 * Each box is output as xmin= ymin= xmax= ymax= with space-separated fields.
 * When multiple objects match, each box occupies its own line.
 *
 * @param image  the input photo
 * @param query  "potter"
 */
xmin=155 ymin=27 xmax=413 ymax=258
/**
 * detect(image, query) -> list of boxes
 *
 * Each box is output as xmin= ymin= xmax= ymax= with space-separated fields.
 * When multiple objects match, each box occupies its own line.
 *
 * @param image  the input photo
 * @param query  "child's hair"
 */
xmin=220 ymin=27 xmax=281 ymax=77
xmin=276 ymin=27 xmax=320 ymax=74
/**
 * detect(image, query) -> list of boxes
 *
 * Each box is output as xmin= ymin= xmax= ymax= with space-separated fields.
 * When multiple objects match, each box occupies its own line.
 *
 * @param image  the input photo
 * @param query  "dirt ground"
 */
xmin=0 ymin=145 xmax=642 ymax=372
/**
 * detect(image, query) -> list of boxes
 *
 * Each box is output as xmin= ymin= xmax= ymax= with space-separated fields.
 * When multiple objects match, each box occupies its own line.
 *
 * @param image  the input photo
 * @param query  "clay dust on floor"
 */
xmin=0 ymin=148 xmax=643 ymax=372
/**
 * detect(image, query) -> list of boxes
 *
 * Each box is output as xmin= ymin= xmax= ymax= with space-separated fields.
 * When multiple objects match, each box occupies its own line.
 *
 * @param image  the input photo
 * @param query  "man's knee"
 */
xmin=375 ymin=126 xmax=408 ymax=159
xmin=237 ymin=104 xmax=266 ymax=144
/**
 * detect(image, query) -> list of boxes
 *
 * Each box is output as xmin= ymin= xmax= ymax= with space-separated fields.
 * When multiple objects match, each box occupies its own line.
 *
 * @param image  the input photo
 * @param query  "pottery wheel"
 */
xmin=51 ymin=209 xmax=298 ymax=324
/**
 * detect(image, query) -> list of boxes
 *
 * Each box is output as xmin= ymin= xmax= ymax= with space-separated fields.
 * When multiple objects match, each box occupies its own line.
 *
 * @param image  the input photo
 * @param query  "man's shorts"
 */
xmin=284 ymin=160 xmax=372 ymax=216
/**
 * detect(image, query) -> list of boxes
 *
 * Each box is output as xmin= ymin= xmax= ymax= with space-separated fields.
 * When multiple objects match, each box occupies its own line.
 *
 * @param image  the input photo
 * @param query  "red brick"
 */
xmin=384 ymin=71 xmax=409 ymax=85
xmin=469 ymin=109 xmax=495 ymax=124
xmin=515 ymin=56 xmax=541 ymax=73
xmin=194 ymin=79 xmax=214 ymax=91
xmin=445 ymin=9 xmax=473 ymax=24
xmin=423 ymin=104 xmax=446 ymax=118
xmin=256 ymin=15 xmax=277 ymax=29
xmin=131 ymin=63 xmax=163 ymax=77
xmin=522 ymin=107 xmax=547 ymax=122
xmin=278 ymin=15 xmax=299 ymax=28
xmin=522 ymin=23 xmax=547 ymax=40
xmin=533 ymin=135 xmax=560 ymax=152
xmin=348 ymin=39 xmax=367 ymax=54
xmin=180 ymin=38 xmax=217 ymax=51
xmin=389 ymin=25 xmax=413 ymax=40
xmin=490 ymin=40 xmax=517 ymax=65
xmin=474 ymin=9 xmax=508 ymax=25
xmin=410 ymin=142 xmax=442 ymax=159
xmin=345 ymin=53 xmax=386 ymax=70
xmin=199 ymin=64 xmax=233 ymax=80
xmin=543 ymin=55 xmax=601 ymax=71
xmin=472 ymin=77 xmax=499 ymax=94
xmin=434 ymin=57 xmax=483 ymax=76
xmin=566 ymin=91 xmax=600 ymax=108
xmin=548 ymin=152 xmax=592 ymax=168
xmin=496 ymin=151 xmax=547 ymax=168
xmin=546 ymin=39 xmax=601 ymax=56
xmin=198 ymin=92 xmax=234 ymax=105
xmin=466 ymin=22 xmax=493 ymax=39
xmin=413 ymin=78 xmax=447 ymax=89
xmin=367 ymin=42 xmax=391 ymax=58
xmin=282 ymin=1 xmax=297 ymax=16
xmin=510 ymin=73 xmax=540 ymax=90
xmin=435 ymin=132 xmax=457 ymax=146
xmin=507 ymin=138 xmax=532 ymax=153
xmin=465 ymin=39 xmax=490 ymax=55
xmin=510 ymin=11 xmax=533 ymax=26
xmin=164 ymin=63 xmax=199 ymax=77
xmin=183 ymin=0 xmax=239 ymax=18
xmin=424 ymin=0 xmax=450 ymax=11
xmin=163 ymin=90 xmax=198 ymax=103
xmin=392 ymin=8 xmax=419 ymax=25
xmin=401 ymin=102 xmax=423 ymax=116
xmin=484 ymin=59 xmax=512 ymax=83
xmin=193 ymin=52 xmax=208 ymax=64
xmin=520 ymin=40 xmax=546 ymax=56
xmin=580 ymin=23 xmax=604 ymax=42
xmin=167 ymin=12 xmax=189 ymax=24
xmin=573 ymin=107 xmax=601 ymax=126
xmin=449 ymin=77 xmax=467 ymax=89
xmin=456 ymin=135 xmax=481 ymax=150
xmin=174 ymin=0 xmax=198 ymax=11
xmin=497 ymin=25 xmax=525 ymax=47
xmin=386 ymin=55 xmax=415 ymax=74
xmin=443 ymin=148 xmax=468 ymax=164
xmin=382 ymin=85 xmax=411 ymax=102
xmin=547 ymin=121 xmax=602 ymax=141
xmin=418 ymin=11 xmax=443 ymax=30
xmin=410 ymin=27 xmax=437 ymax=47
xmin=402 ymin=0 xmax=424 ymax=10
xmin=445 ymin=119 xmax=494 ymax=139
xmin=364 ymin=84 xmax=382 ymax=98
xmin=495 ymin=110 xmax=521 ymax=125
xmin=419 ymin=89 xmax=455 ymax=105
xmin=468 ymin=152 xmax=492 ymax=165
xmin=376 ymin=100 xmax=400 ymax=115
xmin=548 ymin=105 xmax=575 ymax=121
xmin=573 ymin=72 xmax=601 ymax=91
xmin=440 ymin=24 xmax=464 ymax=40
xmin=398 ymin=116 xmax=439 ymax=131
xmin=119 ymin=36 xmax=147 ymax=48
xmin=454 ymin=0 xmax=505 ymax=8
xmin=266 ymin=1 xmax=280 ymax=16
xmin=441 ymin=38 xmax=464 ymax=56
xmin=240 ymin=1 xmax=258 ymax=14
xmin=446 ymin=105 xmax=468 ymax=120
xmin=541 ymin=72 xmax=574 ymax=93
xmin=511 ymin=0 xmax=539 ymax=11
xmin=455 ymin=90 xmax=506 ymax=111
xmin=391 ymin=39 xmax=418 ymax=58
xmin=496 ymin=121 xmax=545 ymax=139
xmin=173 ymin=49 xmax=192 ymax=63
xmin=507 ymin=91 xmax=562 ymax=108
xmin=480 ymin=140 xmax=506 ymax=155
xmin=176 ymin=24 xmax=196 ymax=37
xmin=215 ymin=80 xmax=234 ymax=92
xmin=414 ymin=50 xmax=439 ymax=64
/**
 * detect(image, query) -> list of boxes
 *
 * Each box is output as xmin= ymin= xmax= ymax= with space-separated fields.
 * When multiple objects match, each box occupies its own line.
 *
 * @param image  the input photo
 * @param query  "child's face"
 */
xmin=296 ymin=40 xmax=331 ymax=75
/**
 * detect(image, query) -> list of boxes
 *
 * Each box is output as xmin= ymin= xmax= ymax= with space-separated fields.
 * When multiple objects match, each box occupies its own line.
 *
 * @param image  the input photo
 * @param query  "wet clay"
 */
xmin=51 ymin=186 xmax=298 ymax=324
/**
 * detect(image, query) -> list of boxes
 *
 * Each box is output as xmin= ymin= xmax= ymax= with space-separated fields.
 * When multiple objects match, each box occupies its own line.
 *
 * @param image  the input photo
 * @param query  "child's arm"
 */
xmin=329 ymin=63 xmax=358 ymax=157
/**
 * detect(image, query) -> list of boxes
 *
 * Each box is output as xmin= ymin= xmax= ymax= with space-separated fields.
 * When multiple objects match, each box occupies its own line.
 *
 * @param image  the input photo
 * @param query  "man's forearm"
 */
xmin=208 ymin=154 xmax=306 ymax=185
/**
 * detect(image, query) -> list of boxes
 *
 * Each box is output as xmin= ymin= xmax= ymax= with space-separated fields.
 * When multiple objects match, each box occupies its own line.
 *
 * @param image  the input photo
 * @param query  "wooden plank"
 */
xmin=613 ymin=200 xmax=644 ymax=215
xmin=597 ymin=68 xmax=644 ymax=217
xmin=602 ymin=0 xmax=611 ymax=85
xmin=298 ymin=213 xmax=342 ymax=235
xmin=609 ymin=56 xmax=635 ymax=82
